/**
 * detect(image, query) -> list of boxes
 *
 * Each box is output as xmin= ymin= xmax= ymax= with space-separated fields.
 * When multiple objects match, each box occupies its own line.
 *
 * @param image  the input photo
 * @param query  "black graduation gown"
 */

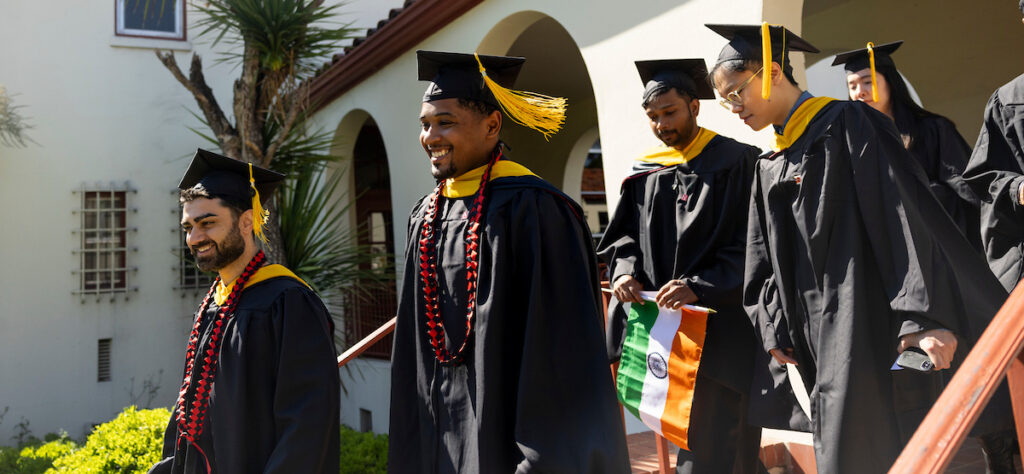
xmin=744 ymin=100 xmax=1007 ymax=474
xmin=388 ymin=174 xmax=630 ymax=474
xmin=149 ymin=277 xmax=340 ymax=474
xmin=964 ymin=72 xmax=1024 ymax=293
xmin=598 ymin=134 xmax=760 ymax=394
xmin=908 ymin=116 xmax=982 ymax=250
xmin=597 ymin=135 xmax=764 ymax=474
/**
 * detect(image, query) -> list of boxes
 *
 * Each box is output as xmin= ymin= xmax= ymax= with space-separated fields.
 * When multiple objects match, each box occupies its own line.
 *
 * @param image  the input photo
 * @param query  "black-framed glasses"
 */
xmin=718 ymin=67 xmax=763 ymax=110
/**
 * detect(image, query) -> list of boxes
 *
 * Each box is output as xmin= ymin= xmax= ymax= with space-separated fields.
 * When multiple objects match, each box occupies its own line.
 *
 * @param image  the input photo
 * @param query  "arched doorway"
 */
xmin=333 ymin=112 xmax=396 ymax=360
xmin=476 ymin=12 xmax=602 ymax=193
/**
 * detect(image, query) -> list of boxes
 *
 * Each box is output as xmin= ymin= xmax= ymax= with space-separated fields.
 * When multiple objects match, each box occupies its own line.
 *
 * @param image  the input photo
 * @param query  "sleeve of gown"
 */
xmin=742 ymin=164 xmax=791 ymax=354
xmin=263 ymin=288 xmax=340 ymax=474
xmin=596 ymin=178 xmax=642 ymax=284
xmin=512 ymin=192 xmax=630 ymax=474
xmin=685 ymin=147 xmax=758 ymax=309
xmin=846 ymin=106 xmax=952 ymax=337
xmin=965 ymin=93 xmax=1024 ymax=216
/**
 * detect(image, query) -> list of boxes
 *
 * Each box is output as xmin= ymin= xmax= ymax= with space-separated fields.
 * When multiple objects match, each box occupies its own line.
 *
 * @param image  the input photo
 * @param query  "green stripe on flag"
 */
xmin=616 ymin=301 xmax=660 ymax=419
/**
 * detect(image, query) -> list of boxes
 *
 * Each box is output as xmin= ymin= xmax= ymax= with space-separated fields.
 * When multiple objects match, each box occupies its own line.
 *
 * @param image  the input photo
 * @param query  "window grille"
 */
xmin=73 ymin=183 xmax=137 ymax=299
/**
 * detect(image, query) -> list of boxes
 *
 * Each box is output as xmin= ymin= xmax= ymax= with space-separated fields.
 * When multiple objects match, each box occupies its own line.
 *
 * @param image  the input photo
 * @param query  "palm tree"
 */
xmin=155 ymin=0 xmax=354 ymax=263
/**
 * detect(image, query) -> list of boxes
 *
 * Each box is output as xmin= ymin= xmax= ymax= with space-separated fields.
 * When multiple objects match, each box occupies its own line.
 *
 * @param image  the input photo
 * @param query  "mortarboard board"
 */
xmin=706 ymin=23 xmax=820 ymax=100
xmin=416 ymin=50 xmax=568 ymax=140
xmin=635 ymin=58 xmax=715 ymax=102
xmin=831 ymin=41 xmax=903 ymax=103
xmin=178 ymin=148 xmax=285 ymax=243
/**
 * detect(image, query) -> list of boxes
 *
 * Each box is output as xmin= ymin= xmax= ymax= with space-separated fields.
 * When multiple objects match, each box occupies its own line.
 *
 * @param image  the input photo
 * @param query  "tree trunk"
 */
xmin=260 ymin=199 xmax=288 ymax=266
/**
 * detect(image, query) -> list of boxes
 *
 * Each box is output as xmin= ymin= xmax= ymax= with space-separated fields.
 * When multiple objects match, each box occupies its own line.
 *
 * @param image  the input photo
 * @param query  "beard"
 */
xmin=431 ymin=160 xmax=459 ymax=181
xmin=191 ymin=223 xmax=246 ymax=272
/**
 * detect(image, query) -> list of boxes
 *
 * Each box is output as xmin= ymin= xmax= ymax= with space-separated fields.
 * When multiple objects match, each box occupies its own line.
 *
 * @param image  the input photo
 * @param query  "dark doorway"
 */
xmin=344 ymin=118 xmax=396 ymax=359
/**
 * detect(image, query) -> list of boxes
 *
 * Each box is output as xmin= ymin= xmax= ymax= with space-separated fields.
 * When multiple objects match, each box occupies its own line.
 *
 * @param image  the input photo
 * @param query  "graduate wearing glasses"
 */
xmin=709 ymin=23 xmax=1008 ymax=473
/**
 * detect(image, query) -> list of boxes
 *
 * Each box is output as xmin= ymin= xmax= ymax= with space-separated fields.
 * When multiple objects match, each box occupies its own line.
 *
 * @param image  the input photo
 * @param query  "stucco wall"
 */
xmin=0 ymin=0 xmax=401 ymax=441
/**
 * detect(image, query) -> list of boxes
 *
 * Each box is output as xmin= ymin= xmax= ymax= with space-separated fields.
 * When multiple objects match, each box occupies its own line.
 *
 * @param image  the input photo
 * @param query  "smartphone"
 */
xmin=895 ymin=347 xmax=934 ymax=372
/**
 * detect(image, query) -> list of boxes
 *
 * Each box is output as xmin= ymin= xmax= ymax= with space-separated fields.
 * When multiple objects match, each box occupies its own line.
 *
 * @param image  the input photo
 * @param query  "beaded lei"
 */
xmin=174 ymin=250 xmax=265 ymax=472
xmin=418 ymin=149 xmax=501 ymax=366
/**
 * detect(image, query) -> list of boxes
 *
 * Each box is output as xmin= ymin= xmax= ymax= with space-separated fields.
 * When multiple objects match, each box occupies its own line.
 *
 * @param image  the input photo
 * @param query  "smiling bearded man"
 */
xmin=386 ymin=51 xmax=630 ymax=474
xmin=149 ymin=149 xmax=339 ymax=474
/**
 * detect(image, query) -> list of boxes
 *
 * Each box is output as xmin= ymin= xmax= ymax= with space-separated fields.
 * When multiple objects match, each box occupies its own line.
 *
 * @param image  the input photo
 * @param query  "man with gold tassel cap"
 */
xmin=597 ymin=58 xmax=763 ymax=474
xmin=707 ymin=24 xmax=1008 ymax=473
xmin=149 ymin=149 xmax=340 ymax=474
xmin=387 ymin=50 xmax=630 ymax=473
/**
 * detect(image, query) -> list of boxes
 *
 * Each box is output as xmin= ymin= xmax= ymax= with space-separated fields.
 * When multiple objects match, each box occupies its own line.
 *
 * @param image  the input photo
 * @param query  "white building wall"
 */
xmin=312 ymin=0 xmax=788 ymax=436
xmin=0 ymin=0 xmax=402 ymax=441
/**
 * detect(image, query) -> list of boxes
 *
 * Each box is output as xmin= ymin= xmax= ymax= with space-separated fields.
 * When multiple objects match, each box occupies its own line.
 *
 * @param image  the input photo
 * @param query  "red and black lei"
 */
xmin=174 ymin=250 xmax=265 ymax=470
xmin=418 ymin=149 xmax=502 ymax=366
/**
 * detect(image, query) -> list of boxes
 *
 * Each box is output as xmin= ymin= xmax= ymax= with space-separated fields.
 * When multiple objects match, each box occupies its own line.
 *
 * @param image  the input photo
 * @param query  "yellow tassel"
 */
xmin=248 ymin=163 xmax=270 ymax=244
xmin=867 ymin=42 xmax=879 ymax=103
xmin=761 ymin=22 xmax=772 ymax=100
xmin=474 ymin=53 xmax=567 ymax=141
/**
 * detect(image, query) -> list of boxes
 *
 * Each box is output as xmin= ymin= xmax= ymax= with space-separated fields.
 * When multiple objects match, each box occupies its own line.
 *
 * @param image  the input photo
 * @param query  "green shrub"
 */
xmin=48 ymin=406 xmax=168 ymax=473
xmin=339 ymin=425 xmax=387 ymax=474
xmin=15 ymin=436 xmax=77 ymax=474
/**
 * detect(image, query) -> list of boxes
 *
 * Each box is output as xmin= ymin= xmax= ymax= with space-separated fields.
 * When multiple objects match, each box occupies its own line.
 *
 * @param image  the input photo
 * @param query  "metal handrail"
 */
xmin=890 ymin=282 xmax=1024 ymax=473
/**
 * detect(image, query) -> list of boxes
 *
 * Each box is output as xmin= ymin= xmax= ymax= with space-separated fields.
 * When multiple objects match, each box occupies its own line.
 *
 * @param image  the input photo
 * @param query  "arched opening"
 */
xmin=563 ymin=127 xmax=608 ymax=243
xmin=476 ymin=12 xmax=603 ymax=216
xmin=800 ymin=0 xmax=1024 ymax=143
xmin=331 ymin=111 xmax=396 ymax=360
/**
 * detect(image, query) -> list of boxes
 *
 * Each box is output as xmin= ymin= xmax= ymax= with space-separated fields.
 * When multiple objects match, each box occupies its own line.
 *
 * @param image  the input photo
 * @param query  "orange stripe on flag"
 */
xmin=660 ymin=308 xmax=708 ymax=451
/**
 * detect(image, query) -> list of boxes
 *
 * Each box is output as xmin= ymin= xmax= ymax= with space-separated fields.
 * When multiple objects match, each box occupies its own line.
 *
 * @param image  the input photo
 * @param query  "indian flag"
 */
xmin=616 ymin=296 xmax=709 ymax=451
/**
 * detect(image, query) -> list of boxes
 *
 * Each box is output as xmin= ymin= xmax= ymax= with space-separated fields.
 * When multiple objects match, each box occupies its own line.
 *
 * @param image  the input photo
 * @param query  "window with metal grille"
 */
xmin=97 ymin=338 xmax=112 ymax=382
xmin=74 ymin=185 xmax=136 ymax=297
xmin=115 ymin=0 xmax=185 ymax=41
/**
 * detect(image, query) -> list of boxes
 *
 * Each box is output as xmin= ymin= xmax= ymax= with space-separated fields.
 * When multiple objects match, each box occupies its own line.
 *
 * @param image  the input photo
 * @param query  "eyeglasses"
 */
xmin=718 ymin=67 xmax=763 ymax=110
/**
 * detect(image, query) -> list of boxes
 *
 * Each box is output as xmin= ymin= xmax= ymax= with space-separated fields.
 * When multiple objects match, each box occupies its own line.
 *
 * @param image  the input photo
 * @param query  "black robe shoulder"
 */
xmin=389 ymin=173 xmax=630 ymax=474
xmin=964 ymin=72 xmax=1024 ymax=291
xmin=150 ymin=277 xmax=340 ymax=474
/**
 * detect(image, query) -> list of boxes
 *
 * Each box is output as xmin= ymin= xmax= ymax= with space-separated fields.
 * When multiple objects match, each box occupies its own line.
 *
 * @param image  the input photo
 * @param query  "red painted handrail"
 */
xmin=890 ymin=282 xmax=1024 ymax=473
xmin=337 ymin=317 xmax=396 ymax=368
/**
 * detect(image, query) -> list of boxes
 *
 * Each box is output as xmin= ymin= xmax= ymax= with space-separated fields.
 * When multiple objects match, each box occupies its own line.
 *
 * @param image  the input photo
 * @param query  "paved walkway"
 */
xmin=628 ymin=430 xmax=1022 ymax=473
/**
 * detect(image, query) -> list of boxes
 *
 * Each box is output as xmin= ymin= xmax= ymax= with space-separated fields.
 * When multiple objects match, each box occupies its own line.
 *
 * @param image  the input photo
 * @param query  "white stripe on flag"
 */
xmin=637 ymin=305 xmax=682 ymax=435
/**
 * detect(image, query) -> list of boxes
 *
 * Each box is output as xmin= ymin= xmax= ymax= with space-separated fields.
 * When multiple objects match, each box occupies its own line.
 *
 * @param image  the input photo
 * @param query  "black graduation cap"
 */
xmin=706 ymin=23 xmax=819 ymax=100
xmin=706 ymin=24 xmax=819 ymax=71
xmin=417 ymin=50 xmax=525 ymax=107
xmin=832 ymin=40 xmax=903 ymax=72
xmin=178 ymin=149 xmax=285 ymax=242
xmin=178 ymin=148 xmax=284 ymax=209
xmin=635 ymin=58 xmax=715 ymax=101
xmin=416 ymin=50 xmax=568 ymax=140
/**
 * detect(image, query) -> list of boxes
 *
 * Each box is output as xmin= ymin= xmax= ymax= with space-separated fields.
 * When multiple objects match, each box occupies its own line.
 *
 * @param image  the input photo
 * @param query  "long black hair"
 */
xmin=874 ymin=63 xmax=948 ymax=150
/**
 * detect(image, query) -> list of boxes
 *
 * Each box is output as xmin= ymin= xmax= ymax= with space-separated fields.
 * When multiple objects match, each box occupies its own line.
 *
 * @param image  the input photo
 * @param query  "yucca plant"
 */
xmin=156 ymin=0 xmax=355 ymax=263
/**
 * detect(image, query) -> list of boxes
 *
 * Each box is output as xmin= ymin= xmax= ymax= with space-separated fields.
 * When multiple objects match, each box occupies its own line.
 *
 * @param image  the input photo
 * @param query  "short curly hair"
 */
xmin=179 ymin=186 xmax=243 ymax=220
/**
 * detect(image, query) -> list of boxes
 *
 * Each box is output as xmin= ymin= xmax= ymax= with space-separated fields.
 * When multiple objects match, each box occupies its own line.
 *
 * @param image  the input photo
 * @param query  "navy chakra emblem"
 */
xmin=647 ymin=352 xmax=668 ymax=379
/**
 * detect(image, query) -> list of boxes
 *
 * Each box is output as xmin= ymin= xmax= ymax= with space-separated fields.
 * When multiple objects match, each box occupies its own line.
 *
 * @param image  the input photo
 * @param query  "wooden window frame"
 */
xmin=114 ymin=0 xmax=186 ymax=41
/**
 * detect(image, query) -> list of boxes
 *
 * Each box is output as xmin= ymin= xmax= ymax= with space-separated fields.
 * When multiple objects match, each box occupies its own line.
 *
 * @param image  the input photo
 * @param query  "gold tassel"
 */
xmin=474 ymin=53 xmax=567 ymax=141
xmin=867 ymin=42 xmax=879 ymax=103
xmin=761 ymin=22 xmax=772 ymax=100
xmin=248 ymin=163 xmax=270 ymax=244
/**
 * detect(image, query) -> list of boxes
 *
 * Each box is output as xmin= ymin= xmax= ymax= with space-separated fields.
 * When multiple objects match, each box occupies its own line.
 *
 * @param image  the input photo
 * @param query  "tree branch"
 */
xmin=263 ymin=83 xmax=307 ymax=168
xmin=233 ymin=45 xmax=262 ymax=163
xmin=155 ymin=50 xmax=239 ymax=157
